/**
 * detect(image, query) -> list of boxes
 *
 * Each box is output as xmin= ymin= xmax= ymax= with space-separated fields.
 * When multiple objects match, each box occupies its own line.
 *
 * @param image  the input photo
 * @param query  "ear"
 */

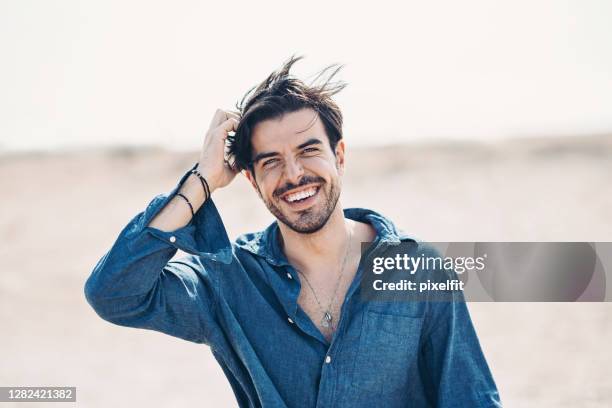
xmin=244 ymin=169 xmax=263 ymax=198
xmin=334 ymin=139 xmax=346 ymax=176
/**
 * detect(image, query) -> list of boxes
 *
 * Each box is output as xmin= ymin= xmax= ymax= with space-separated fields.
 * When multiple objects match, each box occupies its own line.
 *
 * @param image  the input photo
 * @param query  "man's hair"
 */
xmin=227 ymin=55 xmax=347 ymax=172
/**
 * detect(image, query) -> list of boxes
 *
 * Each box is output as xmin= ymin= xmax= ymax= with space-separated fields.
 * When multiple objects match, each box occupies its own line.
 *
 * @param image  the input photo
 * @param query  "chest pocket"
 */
xmin=351 ymin=310 xmax=424 ymax=395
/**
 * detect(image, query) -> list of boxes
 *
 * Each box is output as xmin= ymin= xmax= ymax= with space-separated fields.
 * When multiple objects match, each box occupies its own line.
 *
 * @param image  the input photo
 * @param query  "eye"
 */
xmin=302 ymin=147 xmax=319 ymax=155
xmin=262 ymin=158 xmax=280 ymax=169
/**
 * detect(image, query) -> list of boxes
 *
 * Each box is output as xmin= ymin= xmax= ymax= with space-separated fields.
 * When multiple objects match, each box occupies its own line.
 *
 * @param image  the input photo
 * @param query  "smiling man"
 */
xmin=84 ymin=56 xmax=502 ymax=407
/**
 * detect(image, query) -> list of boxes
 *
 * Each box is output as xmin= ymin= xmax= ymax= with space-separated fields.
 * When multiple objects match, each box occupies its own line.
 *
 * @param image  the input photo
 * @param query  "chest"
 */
xmin=296 ymin=257 xmax=360 ymax=342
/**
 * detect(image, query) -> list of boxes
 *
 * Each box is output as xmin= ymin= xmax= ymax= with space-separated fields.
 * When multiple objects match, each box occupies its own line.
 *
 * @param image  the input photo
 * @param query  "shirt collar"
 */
xmin=235 ymin=207 xmax=416 ymax=267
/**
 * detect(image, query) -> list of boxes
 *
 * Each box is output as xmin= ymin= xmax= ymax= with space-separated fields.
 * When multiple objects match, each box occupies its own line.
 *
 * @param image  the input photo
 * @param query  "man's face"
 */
xmin=245 ymin=108 xmax=345 ymax=234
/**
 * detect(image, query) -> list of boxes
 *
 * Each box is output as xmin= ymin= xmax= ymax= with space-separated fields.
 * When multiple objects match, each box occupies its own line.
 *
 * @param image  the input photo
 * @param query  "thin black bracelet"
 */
xmin=176 ymin=193 xmax=195 ymax=217
xmin=190 ymin=168 xmax=211 ymax=201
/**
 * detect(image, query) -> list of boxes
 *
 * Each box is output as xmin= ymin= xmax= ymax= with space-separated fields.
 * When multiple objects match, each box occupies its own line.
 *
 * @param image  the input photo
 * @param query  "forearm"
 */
xmin=148 ymin=173 xmax=211 ymax=232
xmin=85 ymin=164 xmax=230 ymax=299
xmin=84 ymin=176 xmax=226 ymax=343
xmin=85 ymin=164 xmax=232 ymax=315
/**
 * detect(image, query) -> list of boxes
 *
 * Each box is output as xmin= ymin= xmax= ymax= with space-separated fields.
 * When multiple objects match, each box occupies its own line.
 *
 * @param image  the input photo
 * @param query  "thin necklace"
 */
xmin=296 ymin=224 xmax=353 ymax=330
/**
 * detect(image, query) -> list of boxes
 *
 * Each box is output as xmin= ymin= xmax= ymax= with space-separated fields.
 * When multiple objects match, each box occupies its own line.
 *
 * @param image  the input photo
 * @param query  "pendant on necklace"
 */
xmin=321 ymin=311 xmax=333 ymax=328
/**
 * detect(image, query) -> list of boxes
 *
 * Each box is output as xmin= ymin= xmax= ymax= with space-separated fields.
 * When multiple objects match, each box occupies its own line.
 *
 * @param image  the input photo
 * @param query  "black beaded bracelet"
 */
xmin=176 ymin=193 xmax=195 ymax=217
xmin=190 ymin=168 xmax=211 ymax=201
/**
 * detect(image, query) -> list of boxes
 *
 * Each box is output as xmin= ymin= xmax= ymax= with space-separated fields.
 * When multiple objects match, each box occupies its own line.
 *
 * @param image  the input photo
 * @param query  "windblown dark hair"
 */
xmin=227 ymin=55 xmax=347 ymax=172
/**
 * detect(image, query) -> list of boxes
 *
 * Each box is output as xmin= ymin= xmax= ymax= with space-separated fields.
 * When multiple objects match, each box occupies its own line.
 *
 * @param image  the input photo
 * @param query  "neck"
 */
xmin=278 ymin=205 xmax=352 ymax=273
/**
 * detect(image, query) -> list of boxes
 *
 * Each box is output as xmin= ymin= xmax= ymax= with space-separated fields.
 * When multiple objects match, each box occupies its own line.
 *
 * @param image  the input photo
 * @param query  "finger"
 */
xmin=226 ymin=110 xmax=241 ymax=121
xmin=218 ymin=118 xmax=239 ymax=137
xmin=209 ymin=108 xmax=230 ymax=129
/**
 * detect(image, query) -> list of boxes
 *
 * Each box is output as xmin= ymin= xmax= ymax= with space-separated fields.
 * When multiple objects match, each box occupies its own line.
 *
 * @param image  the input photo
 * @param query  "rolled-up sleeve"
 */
xmin=84 ymin=163 xmax=233 ymax=345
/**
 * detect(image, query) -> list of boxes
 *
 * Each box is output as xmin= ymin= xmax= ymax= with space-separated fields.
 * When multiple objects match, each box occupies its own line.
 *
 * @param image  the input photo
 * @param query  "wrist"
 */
xmin=194 ymin=165 xmax=219 ymax=195
xmin=190 ymin=167 xmax=219 ymax=200
xmin=179 ymin=174 xmax=206 ymax=203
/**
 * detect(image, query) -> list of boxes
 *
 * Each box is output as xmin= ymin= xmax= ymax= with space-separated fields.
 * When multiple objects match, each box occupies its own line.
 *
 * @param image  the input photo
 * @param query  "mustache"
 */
xmin=273 ymin=176 xmax=325 ymax=198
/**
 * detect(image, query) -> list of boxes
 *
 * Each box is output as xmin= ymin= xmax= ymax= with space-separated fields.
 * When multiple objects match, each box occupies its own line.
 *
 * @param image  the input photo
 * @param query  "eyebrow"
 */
xmin=251 ymin=138 xmax=323 ymax=165
xmin=297 ymin=138 xmax=323 ymax=149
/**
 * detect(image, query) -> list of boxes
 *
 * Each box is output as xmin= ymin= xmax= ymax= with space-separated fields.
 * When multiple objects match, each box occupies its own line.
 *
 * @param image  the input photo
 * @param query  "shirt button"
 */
xmin=286 ymin=273 xmax=293 ymax=280
xmin=169 ymin=236 xmax=176 ymax=243
xmin=287 ymin=317 xmax=294 ymax=324
xmin=325 ymin=355 xmax=332 ymax=364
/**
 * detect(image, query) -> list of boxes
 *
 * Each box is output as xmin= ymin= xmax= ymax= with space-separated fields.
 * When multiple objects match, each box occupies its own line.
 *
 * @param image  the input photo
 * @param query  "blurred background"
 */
xmin=1 ymin=0 xmax=611 ymax=406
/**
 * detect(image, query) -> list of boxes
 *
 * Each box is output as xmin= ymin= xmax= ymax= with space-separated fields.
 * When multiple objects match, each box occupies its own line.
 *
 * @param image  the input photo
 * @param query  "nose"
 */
xmin=283 ymin=156 xmax=304 ymax=185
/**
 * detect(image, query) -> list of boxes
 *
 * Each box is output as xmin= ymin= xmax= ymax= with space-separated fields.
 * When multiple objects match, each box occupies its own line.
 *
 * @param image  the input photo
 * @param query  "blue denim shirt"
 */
xmin=84 ymin=164 xmax=502 ymax=408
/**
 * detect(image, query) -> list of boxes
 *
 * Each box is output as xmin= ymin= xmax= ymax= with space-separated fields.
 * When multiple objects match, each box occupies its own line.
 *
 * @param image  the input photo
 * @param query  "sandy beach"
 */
xmin=1 ymin=134 xmax=611 ymax=407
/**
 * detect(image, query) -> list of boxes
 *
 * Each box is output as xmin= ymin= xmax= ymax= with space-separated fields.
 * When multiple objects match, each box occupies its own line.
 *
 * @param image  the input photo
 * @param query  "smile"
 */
xmin=281 ymin=185 xmax=320 ymax=204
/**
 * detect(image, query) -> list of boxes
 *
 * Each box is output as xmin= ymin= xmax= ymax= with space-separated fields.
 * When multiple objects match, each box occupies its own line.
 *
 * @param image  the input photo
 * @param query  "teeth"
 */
xmin=285 ymin=187 xmax=317 ymax=203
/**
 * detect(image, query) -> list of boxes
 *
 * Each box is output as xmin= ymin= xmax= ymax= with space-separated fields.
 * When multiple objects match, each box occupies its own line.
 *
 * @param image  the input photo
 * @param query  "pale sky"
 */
xmin=1 ymin=0 xmax=612 ymax=153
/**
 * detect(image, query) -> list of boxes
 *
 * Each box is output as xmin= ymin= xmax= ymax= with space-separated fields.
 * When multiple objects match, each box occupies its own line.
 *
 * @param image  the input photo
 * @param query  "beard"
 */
xmin=260 ymin=175 xmax=341 ymax=234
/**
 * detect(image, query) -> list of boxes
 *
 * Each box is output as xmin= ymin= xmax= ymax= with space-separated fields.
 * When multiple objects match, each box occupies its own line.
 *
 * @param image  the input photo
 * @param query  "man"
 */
xmin=84 ymin=56 xmax=502 ymax=407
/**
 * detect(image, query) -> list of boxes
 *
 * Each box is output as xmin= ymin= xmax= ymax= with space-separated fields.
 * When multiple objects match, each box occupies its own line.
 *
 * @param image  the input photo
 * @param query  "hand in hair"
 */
xmin=197 ymin=109 xmax=241 ymax=193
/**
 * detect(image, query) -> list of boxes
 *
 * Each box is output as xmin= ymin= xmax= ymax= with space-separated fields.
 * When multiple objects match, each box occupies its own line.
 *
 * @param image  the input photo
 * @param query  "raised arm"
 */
xmin=84 ymin=109 xmax=240 ymax=345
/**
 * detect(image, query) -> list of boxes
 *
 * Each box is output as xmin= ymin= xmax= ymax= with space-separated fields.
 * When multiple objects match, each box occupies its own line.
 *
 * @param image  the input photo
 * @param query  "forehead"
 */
xmin=250 ymin=108 xmax=327 ymax=153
